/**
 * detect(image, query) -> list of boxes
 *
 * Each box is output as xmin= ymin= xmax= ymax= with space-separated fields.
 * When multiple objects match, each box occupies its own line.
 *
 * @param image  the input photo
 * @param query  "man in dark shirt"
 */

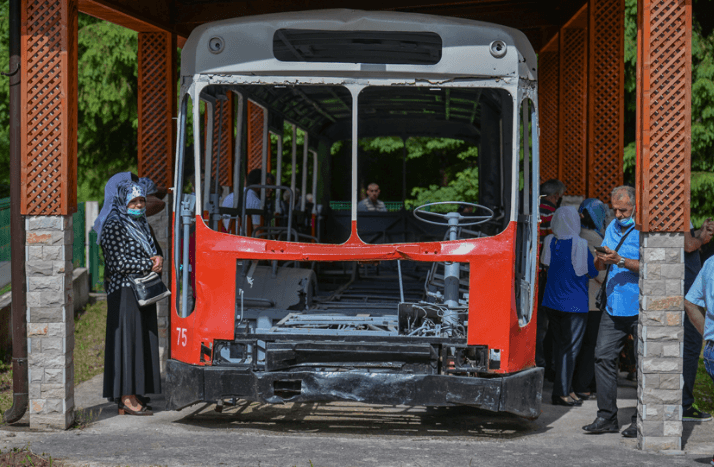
xmin=682 ymin=218 xmax=714 ymax=421
xmin=536 ymin=179 xmax=566 ymax=373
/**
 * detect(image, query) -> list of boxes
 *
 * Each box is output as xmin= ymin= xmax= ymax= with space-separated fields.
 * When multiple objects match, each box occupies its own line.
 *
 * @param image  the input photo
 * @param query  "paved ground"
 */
xmin=0 ymin=374 xmax=712 ymax=466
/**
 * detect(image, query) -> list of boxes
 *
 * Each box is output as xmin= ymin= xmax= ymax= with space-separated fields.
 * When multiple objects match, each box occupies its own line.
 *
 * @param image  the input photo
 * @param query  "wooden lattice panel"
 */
xmin=210 ymin=95 xmax=234 ymax=187
xmin=538 ymin=45 xmax=559 ymax=184
xmin=588 ymin=0 xmax=625 ymax=204
xmin=558 ymin=27 xmax=588 ymax=197
xmin=636 ymin=0 xmax=691 ymax=232
xmin=247 ymin=101 xmax=264 ymax=173
xmin=138 ymin=32 xmax=176 ymax=189
xmin=20 ymin=0 xmax=78 ymax=215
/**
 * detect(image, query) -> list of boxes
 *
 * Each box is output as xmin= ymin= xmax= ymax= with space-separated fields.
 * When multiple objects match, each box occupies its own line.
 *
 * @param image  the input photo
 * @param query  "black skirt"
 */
xmin=103 ymin=287 xmax=161 ymax=399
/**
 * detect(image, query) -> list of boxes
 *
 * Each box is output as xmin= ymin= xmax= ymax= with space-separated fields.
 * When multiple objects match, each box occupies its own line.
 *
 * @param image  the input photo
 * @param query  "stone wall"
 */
xmin=26 ymin=215 xmax=75 ymax=430
xmin=637 ymin=232 xmax=684 ymax=451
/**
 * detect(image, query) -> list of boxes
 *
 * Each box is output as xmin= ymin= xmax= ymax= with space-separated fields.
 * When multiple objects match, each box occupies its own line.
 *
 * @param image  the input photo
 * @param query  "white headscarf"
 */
xmin=93 ymin=172 xmax=132 ymax=244
xmin=541 ymin=206 xmax=590 ymax=277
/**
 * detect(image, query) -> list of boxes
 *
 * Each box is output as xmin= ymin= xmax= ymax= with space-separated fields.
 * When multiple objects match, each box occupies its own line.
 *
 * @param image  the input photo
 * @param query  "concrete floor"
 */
xmin=0 ymin=373 xmax=712 ymax=467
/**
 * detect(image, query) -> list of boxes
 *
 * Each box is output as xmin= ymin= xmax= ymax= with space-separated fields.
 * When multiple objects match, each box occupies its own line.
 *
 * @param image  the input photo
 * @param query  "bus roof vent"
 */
xmin=273 ymin=29 xmax=442 ymax=65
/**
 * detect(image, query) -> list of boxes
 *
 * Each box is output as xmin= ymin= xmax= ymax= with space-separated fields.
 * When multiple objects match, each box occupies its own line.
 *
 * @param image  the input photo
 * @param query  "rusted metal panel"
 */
xmin=557 ymin=5 xmax=588 ymax=197
xmin=20 ymin=0 xmax=78 ymax=216
xmin=588 ymin=0 xmax=624 ymax=204
xmin=138 ymin=31 xmax=176 ymax=189
xmin=635 ymin=0 xmax=691 ymax=232
xmin=538 ymin=34 xmax=559 ymax=184
xmin=247 ymin=100 xmax=264 ymax=173
xmin=210 ymin=94 xmax=234 ymax=187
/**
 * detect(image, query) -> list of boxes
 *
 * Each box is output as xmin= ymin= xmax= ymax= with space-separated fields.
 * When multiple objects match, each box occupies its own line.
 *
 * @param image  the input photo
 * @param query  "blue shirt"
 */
xmin=601 ymin=221 xmax=639 ymax=317
xmin=542 ymin=238 xmax=598 ymax=313
xmin=686 ymin=257 xmax=714 ymax=341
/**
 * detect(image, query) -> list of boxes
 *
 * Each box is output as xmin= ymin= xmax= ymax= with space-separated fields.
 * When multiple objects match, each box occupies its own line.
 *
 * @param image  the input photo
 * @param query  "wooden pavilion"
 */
xmin=11 ymin=0 xmax=690 ymax=451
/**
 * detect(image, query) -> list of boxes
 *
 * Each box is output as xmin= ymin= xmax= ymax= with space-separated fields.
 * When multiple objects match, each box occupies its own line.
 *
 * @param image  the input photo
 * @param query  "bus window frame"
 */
xmin=185 ymin=77 xmax=529 ymax=244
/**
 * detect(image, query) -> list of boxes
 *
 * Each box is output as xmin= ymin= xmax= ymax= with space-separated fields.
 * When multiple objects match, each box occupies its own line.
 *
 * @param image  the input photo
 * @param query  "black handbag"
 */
xmin=127 ymin=272 xmax=171 ymax=307
xmin=595 ymin=226 xmax=634 ymax=312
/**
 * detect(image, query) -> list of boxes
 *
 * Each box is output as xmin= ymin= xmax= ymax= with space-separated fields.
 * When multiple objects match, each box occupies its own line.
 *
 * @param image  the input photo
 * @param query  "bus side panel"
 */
xmin=466 ymin=222 xmax=536 ymax=374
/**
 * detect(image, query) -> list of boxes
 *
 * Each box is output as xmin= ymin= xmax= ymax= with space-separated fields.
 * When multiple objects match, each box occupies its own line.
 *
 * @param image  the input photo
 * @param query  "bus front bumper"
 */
xmin=165 ymin=359 xmax=543 ymax=419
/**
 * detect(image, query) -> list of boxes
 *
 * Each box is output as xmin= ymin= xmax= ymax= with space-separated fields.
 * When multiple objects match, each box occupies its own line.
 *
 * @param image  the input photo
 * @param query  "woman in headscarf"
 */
xmin=572 ymin=198 xmax=609 ymax=400
xmin=101 ymin=180 xmax=163 ymax=416
xmin=541 ymin=206 xmax=598 ymax=407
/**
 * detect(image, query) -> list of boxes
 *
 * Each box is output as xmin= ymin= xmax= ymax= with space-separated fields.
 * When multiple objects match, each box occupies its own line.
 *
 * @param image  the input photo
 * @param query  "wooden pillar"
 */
xmin=558 ymin=4 xmax=589 ymax=196
xmin=247 ymin=100 xmax=265 ymax=174
xmin=588 ymin=0 xmax=625 ymax=203
xmin=21 ymin=0 xmax=78 ymax=430
xmin=538 ymin=34 xmax=560 ymax=184
xmin=210 ymin=95 xmax=234 ymax=188
xmin=138 ymin=32 xmax=176 ymax=189
xmin=635 ymin=0 xmax=691 ymax=232
xmin=21 ymin=0 xmax=78 ymax=216
xmin=635 ymin=0 xmax=691 ymax=452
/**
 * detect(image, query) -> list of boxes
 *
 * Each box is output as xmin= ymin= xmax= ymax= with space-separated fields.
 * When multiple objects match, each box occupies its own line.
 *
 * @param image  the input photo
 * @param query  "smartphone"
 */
xmin=594 ymin=246 xmax=608 ymax=253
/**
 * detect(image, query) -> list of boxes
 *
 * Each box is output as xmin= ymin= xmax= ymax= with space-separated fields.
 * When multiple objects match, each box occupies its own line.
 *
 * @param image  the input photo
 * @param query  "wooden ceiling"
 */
xmin=78 ymin=0 xmax=588 ymax=52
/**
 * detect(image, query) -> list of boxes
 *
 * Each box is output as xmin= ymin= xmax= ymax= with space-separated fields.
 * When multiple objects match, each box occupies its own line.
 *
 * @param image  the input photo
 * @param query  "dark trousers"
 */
xmin=535 ymin=272 xmax=553 ymax=370
xmin=572 ymin=309 xmax=603 ymax=394
xmin=546 ymin=307 xmax=587 ymax=397
xmin=683 ymin=314 xmax=704 ymax=409
xmin=594 ymin=311 xmax=638 ymax=424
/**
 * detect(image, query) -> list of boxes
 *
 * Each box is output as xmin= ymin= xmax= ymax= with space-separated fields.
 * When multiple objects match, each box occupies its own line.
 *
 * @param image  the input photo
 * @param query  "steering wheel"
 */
xmin=413 ymin=201 xmax=494 ymax=227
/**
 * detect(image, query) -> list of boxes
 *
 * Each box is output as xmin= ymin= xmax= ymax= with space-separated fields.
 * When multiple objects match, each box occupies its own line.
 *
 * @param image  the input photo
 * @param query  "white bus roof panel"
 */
xmin=181 ymin=9 xmax=537 ymax=81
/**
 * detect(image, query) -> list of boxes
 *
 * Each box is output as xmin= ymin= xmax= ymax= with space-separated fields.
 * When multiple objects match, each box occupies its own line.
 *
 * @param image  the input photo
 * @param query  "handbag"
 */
xmin=595 ymin=226 xmax=635 ymax=312
xmin=127 ymin=271 xmax=171 ymax=307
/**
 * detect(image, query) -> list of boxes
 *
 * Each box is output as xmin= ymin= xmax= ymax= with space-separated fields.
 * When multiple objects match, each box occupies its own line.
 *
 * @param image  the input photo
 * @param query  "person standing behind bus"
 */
xmin=358 ymin=183 xmax=387 ymax=212
xmin=541 ymin=206 xmax=598 ymax=407
xmin=583 ymin=185 xmax=640 ymax=438
xmin=536 ymin=179 xmax=566 ymax=379
xmin=572 ymin=198 xmax=609 ymax=400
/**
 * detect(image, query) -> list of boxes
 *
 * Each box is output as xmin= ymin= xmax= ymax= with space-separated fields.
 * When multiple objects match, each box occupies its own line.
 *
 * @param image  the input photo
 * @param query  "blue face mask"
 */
xmin=616 ymin=213 xmax=635 ymax=228
xmin=127 ymin=207 xmax=145 ymax=218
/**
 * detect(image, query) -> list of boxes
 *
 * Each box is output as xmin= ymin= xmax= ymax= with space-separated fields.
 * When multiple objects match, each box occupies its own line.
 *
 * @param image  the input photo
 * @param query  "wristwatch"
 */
xmin=617 ymin=257 xmax=626 ymax=268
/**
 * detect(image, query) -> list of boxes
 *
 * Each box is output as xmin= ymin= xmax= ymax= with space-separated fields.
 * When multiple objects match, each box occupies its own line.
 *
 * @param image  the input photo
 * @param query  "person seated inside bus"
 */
xmin=357 ymin=183 xmax=387 ymax=212
xmin=221 ymin=169 xmax=275 ymax=231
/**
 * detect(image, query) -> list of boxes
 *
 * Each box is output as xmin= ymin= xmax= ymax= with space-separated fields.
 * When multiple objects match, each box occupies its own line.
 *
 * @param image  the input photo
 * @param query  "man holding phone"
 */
xmin=583 ymin=185 xmax=640 ymax=438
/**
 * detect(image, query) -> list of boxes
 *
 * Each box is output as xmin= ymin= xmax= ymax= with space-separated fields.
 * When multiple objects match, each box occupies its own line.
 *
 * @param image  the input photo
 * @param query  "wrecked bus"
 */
xmin=165 ymin=9 xmax=543 ymax=418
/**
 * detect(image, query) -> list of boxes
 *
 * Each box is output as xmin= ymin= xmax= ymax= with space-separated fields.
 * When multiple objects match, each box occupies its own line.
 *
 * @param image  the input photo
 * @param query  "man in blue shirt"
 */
xmin=583 ymin=186 xmax=640 ymax=438
xmin=685 ymin=256 xmax=714 ymax=466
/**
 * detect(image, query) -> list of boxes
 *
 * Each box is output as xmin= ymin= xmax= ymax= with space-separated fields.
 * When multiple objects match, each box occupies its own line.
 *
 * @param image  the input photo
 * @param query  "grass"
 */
xmin=693 ymin=352 xmax=714 ymax=415
xmin=0 ymin=300 xmax=108 ymax=420
xmin=73 ymin=300 xmax=108 ymax=385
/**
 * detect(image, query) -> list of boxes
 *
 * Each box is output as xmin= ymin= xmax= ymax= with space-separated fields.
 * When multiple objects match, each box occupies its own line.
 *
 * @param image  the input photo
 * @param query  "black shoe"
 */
xmin=137 ymin=395 xmax=152 ymax=411
xmin=683 ymin=405 xmax=712 ymax=422
xmin=621 ymin=422 xmax=637 ymax=438
xmin=552 ymin=395 xmax=577 ymax=407
xmin=583 ymin=417 xmax=619 ymax=433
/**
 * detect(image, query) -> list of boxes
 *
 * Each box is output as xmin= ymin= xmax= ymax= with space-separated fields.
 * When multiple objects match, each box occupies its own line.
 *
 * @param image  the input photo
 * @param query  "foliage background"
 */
xmin=0 ymin=0 xmax=712 ymax=218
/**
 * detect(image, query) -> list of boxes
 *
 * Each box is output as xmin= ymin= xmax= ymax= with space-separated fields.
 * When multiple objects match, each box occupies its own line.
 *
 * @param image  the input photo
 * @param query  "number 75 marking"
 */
xmin=176 ymin=327 xmax=187 ymax=347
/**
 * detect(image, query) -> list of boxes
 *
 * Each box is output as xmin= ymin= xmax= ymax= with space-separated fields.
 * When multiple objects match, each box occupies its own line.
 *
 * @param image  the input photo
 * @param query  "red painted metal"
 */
xmin=20 ymin=0 xmax=78 ymax=216
xmin=138 ymin=32 xmax=176 ymax=189
xmin=170 ymin=219 xmax=536 ymax=374
xmin=588 ymin=0 xmax=625 ymax=204
xmin=635 ymin=0 xmax=691 ymax=232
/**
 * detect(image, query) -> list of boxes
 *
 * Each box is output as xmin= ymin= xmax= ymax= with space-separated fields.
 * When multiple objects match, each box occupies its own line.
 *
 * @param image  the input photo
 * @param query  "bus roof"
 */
xmin=181 ymin=9 xmax=537 ymax=81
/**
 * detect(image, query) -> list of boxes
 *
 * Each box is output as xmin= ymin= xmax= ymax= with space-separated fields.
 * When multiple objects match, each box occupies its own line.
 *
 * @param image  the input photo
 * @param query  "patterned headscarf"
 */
xmin=138 ymin=177 xmax=158 ymax=196
xmin=578 ymin=198 xmax=608 ymax=237
xmin=102 ymin=181 xmax=157 ymax=257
